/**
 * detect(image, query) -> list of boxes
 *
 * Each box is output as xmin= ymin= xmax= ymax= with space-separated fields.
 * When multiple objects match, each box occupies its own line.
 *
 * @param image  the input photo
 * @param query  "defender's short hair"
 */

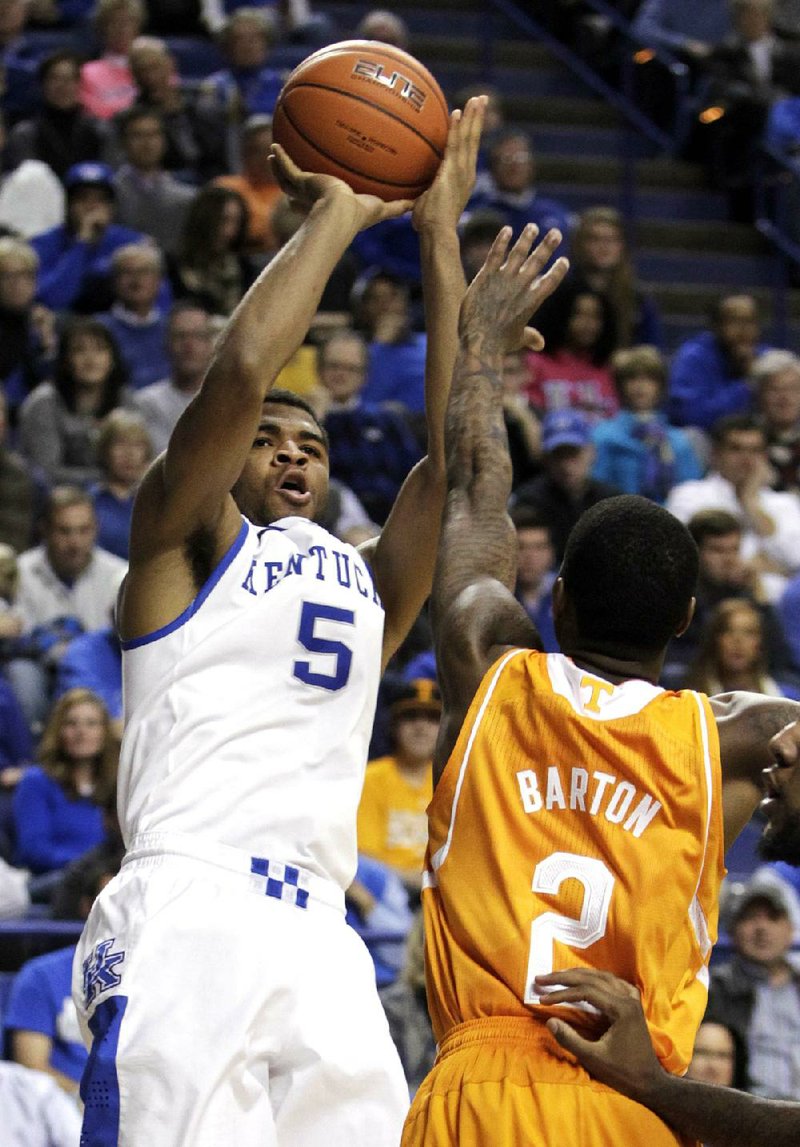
xmin=561 ymin=495 xmax=698 ymax=657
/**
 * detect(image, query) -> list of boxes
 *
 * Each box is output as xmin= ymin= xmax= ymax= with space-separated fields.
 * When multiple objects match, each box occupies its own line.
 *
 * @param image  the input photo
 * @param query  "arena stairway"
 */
xmin=322 ymin=0 xmax=800 ymax=350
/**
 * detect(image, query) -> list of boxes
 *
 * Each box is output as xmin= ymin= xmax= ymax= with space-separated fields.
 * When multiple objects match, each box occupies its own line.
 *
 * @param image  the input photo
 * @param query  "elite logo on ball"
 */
xmin=352 ymin=59 xmax=427 ymax=111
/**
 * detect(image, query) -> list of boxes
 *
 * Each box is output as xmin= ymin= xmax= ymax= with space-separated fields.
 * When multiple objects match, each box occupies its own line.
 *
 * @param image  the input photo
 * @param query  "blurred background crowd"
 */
xmin=1 ymin=0 xmax=800 ymax=1135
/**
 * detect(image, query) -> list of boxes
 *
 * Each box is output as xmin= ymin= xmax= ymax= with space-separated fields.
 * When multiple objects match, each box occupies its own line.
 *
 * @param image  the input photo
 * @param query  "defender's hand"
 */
xmin=270 ymin=144 xmax=414 ymax=230
xmin=534 ymin=968 xmax=661 ymax=1103
xmin=459 ymin=224 xmax=569 ymax=353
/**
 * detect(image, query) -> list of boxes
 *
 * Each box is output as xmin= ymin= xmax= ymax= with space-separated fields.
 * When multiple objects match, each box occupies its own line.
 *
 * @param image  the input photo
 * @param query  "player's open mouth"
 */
xmin=277 ymin=472 xmax=312 ymax=506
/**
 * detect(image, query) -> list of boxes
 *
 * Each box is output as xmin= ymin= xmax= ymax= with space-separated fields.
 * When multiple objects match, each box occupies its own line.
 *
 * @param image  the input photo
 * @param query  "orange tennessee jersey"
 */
xmin=422 ymin=649 xmax=725 ymax=1075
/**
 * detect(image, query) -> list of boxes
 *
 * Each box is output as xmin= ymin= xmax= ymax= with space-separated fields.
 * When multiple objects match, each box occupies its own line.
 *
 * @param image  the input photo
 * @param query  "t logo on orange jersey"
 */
xmin=580 ymin=676 xmax=615 ymax=713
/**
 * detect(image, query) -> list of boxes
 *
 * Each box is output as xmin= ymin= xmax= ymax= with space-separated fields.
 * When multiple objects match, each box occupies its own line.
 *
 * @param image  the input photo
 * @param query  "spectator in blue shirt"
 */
xmin=12 ymin=688 xmax=118 ymax=874
xmin=89 ymin=409 xmax=152 ymax=561
xmin=352 ymin=269 xmax=427 ymax=413
xmin=4 ymin=856 xmax=120 ymax=1095
xmin=98 ymin=243 xmax=171 ymax=391
xmin=31 ymin=162 xmax=144 ymax=314
xmin=668 ymin=293 xmax=771 ymax=430
xmin=467 ymin=128 xmax=572 ymax=251
xmin=593 ymin=345 xmax=702 ymax=501
xmin=346 ymin=853 xmax=413 ymax=989
xmin=632 ymin=0 xmax=732 ymax=64
xmin=200 ymin=7 xmax=284 ymax=169
xmin=317 ymin=330 xmax=423 ymax=525
xmin=510 ymin=506 xmax=558 ymax=652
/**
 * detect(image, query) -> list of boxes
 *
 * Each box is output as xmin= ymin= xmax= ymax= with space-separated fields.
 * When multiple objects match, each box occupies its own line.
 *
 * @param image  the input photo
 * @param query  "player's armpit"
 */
xmin=713 ymin=693 xmax=800 ymax=849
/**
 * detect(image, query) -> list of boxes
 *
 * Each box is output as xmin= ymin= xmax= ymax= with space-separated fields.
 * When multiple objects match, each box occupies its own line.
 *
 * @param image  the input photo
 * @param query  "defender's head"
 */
xmin=555 ymin=495 xmax=698 ymax=661
xmin=231 ymin=389 xmax=330 ymax=526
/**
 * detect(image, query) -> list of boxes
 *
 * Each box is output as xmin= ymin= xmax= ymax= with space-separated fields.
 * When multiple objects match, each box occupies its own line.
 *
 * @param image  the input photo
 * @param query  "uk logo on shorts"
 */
xmin=83 ymin=938 xmax=126 ymax=1007
xmin=251 ymin=857 xmax=310 ymax=909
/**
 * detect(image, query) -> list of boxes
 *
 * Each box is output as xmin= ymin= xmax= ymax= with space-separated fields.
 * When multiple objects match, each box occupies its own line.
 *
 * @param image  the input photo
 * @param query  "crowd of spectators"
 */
xmin=0 ymin=0 xmax=799 ymax=1130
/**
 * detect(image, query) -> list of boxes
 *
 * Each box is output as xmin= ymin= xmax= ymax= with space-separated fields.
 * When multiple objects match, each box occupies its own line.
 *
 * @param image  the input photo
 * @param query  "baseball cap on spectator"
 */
xmin=65 ymin=162 xmax=115 ymax=198
xmin=390 ymin=679 xmax=442 ymax=720
xmin=541 ymin=409 xmax=593 ymax=453
xmin=727 ymin=878 xmax=791 ymax=927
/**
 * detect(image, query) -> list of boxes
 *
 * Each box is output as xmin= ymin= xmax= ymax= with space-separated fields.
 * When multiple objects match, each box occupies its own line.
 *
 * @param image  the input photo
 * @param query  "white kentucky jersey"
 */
xmin=118 ymin=516 xmax=385 ymax=890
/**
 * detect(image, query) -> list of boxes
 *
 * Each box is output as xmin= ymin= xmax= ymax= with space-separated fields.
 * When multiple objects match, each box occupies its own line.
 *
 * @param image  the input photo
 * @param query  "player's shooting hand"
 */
xmin=270 ymin=144 xmax=413 ymax=230
xmin=459 ymin=224 xmax=569 ymax=353
xmin=534 ymin=968 xmax=662 ymax=1104
xmin=412 ymin=95 xmax=486 ymax=232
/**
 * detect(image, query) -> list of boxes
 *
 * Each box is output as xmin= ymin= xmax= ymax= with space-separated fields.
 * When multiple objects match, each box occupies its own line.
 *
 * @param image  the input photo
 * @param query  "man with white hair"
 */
xmin=98 ymin=243 xmax=170 ymax=390
xmin=752 ymin=348 xmax=800 ymax=492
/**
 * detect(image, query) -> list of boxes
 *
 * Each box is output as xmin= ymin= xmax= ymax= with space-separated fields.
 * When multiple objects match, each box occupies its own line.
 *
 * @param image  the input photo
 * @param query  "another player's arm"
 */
xmin=123 ymin=159 xmax=412 ymax=638
xmin=534 ymin=968 xmax=800 ymax=1147
xmin=431 ymin=226 xmax=568 ymax=780
xmin=358 ymin=97 xmax=485 ymax=670
xmin=711 ymin=693 xmax=800 ymax=848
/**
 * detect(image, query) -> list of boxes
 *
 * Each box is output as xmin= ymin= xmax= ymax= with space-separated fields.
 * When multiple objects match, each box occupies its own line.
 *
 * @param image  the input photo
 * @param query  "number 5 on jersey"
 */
xmin=524 ymin=851 xmax=615 ymax=1005
xmin=293 ymin=601 xmax=355 ymax=691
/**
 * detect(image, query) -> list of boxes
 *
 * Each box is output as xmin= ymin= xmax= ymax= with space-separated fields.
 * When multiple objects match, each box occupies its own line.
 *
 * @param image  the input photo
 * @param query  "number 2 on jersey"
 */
xmin=293 ymin=601 xmax=355 ymax=691
xmin=523 ymin=851 xmax=615 ymax=1004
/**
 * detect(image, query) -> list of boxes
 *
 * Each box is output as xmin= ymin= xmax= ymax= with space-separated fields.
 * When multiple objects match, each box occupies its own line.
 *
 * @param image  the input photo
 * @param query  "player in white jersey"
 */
xmin=70 ymin=99 xmax=503 ymax=1147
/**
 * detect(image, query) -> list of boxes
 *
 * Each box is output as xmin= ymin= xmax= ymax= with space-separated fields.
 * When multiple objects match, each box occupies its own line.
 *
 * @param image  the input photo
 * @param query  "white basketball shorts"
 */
xmin=72 ymin=832 xmax=409 ymax=1147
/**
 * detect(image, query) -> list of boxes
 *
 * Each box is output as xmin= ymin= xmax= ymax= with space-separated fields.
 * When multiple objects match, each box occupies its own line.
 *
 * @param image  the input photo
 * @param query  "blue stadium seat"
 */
xmin=165 ymin=36 xmax=224 ymax=81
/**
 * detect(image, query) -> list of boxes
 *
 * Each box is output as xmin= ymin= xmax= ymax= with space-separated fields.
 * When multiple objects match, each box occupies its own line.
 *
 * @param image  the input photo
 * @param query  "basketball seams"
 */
xmin=274 ymin=102 xmax=429 ymax=193
xmin=279 ymin=81 xmax=446 ymax=161
xmin=284 ymin=40 xmax=449 ymax=119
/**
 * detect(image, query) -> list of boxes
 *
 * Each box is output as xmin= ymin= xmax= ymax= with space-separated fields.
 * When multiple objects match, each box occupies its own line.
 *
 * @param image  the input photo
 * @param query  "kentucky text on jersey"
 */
xmin=240 ymin=536 xmax=382 ymax=606
xmin=516 ymin=765 xmax=662 ymax=838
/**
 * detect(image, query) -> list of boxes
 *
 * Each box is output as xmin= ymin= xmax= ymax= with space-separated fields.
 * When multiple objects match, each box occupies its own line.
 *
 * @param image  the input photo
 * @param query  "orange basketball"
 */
xmin=272 ymin=40 xmax=450 ymax=201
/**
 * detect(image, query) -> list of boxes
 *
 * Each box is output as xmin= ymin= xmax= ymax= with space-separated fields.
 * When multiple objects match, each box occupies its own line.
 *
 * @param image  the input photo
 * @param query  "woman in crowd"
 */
xmin=168 ymin=185 xmax=255 ymax=316
xmin=18 ymin=318 xmax=127 ymax=487
xmin=79 ymin=0 xmax=144 ymax=121
xmin=569 ymin=205 xmax=663 ymax=348
xmin=683 ymin=598 xmax=799 ymax=697
xmin=12 ymin=688 xmax=118 ymax=875
xmin=89 ymin=408 xmax=152 ymax=559
xmin=525 ymin=280 xmax=619 ymax=421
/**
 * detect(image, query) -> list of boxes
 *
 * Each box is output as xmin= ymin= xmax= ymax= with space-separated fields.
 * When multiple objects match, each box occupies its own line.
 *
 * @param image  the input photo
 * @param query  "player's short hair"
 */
xmin=560 ymin=495 xmax=698 ymax=657
xmin=262 ymin=389 xmax=329 ymax=450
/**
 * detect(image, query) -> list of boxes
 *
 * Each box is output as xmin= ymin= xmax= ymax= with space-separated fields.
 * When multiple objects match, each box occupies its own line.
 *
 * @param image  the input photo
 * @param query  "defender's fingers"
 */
xmin=521 ymin=326 xmax=545 ymax=352
xmin=504 ymin=222 xmax=540 ymax=271
xmin=528 ymin=255 xmax=570 ymax=306
xmin=546 ymin=1017 xmax=597 ymax=1057
xmin=520 ymin=229 xmax=564 ymax=282
xmin=484 ymin=226 xmax=513 ymax=270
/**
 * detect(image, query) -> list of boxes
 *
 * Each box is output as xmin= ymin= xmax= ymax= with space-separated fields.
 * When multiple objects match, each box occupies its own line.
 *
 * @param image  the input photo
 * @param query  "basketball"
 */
xmin=272 ymin=39 xmax=450 ymax=201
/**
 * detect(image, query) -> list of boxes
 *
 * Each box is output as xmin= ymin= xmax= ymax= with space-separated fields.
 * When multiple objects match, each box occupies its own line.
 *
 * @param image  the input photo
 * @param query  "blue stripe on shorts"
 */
xmin=80 ymin=996 xmax=127 ymax=1146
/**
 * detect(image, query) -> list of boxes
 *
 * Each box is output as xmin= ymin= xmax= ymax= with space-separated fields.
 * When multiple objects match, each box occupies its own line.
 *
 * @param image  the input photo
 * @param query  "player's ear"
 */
xmin=674 ymin=596 xmax=696 ymax=638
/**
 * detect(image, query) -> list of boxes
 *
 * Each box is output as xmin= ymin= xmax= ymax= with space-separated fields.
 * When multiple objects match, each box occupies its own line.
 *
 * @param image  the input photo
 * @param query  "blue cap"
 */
xmin=541 ymin=409 xmax=592 ymax=452
xmin=64 ymin=162 xmax=115 ymax=194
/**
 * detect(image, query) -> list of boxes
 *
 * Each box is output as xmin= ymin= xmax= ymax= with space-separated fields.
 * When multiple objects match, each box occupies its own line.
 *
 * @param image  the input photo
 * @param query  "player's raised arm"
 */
xmin=123 ymin=159 xmax=411 ymax=638
xmin=359 ymin=96 xmax=485 ymax=668
xmin=710 ymin=694 xmax=800 ymax=848
xmin=430 ymin=225 xmax=567 ymax=768
xmin=535 ymin=968 xmax=800 ymax=1147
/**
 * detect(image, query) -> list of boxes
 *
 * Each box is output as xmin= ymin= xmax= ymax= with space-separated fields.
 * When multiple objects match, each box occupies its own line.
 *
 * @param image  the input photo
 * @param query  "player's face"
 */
xmin=233 ymin=404 xmax=329 ymax=526
xmin=760 ymin=757 xmax=800 ymax=865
